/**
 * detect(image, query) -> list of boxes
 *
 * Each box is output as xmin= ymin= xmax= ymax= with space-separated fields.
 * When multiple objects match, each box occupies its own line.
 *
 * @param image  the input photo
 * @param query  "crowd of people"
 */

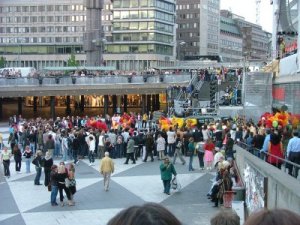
xmin=1 ymin=111 xmax=300 ymax=211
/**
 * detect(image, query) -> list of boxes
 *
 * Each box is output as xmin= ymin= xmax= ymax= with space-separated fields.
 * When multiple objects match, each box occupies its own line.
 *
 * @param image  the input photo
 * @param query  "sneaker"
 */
xmin=89 ymin=163 xmax=92 ymax=166
xmin=75 ymin=161 xmax=79 ymax=165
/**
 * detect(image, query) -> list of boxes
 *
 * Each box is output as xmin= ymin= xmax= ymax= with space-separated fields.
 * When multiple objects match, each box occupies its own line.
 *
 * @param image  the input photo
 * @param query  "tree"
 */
xmin=67 ymin=53 xmax=79 ymax=67
xmin=0 ymin=56 xmax=6 ymax=68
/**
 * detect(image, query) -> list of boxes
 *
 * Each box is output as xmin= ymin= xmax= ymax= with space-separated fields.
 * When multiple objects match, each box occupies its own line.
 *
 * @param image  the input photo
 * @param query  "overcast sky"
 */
xmin=220 ymin=0 xmax=273 ymax=33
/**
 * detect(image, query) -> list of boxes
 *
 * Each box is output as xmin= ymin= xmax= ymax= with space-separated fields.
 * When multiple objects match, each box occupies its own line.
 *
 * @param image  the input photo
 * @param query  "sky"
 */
xmin=220 ymin=0 xmax=273 ymax=33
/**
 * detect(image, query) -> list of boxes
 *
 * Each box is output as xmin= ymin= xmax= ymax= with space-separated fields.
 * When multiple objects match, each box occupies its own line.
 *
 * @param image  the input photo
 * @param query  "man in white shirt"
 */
xmin=167 ymin=127 xmax=176 ymax=157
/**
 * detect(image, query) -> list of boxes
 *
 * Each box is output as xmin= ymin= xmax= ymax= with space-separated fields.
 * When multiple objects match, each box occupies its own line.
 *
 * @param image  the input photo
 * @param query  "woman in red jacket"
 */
xmin=267 ymin=133 xmax=284 ymax=169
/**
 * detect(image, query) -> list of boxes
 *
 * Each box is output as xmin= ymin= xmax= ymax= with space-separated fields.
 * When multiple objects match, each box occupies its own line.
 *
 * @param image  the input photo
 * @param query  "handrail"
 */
xmin=237 ymin=141 xmax=300 ymax=179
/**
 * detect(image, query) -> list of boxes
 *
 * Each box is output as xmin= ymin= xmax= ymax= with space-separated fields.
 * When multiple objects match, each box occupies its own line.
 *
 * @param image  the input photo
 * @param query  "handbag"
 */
xmin=69 ymin=178 xmax=76 ymax=187
xmin=65 ymin=178 xmax=70 ymax=188
xmin=47 ymin=184 xmax=52 ymax=192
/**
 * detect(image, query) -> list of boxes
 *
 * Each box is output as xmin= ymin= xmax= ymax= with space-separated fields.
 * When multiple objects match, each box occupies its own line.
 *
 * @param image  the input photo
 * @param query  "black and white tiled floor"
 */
xmin=0 ymin=125 xmax=220 ymax=225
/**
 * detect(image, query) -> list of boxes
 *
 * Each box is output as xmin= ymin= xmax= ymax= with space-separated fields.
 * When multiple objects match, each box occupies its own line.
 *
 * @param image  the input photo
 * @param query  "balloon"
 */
xmin=272 ymin=120 xmax=278 ymax=128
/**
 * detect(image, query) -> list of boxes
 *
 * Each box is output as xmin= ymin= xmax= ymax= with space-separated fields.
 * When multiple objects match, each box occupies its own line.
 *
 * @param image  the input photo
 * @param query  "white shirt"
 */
xmin=167 ymin=131 xmax=176 ymax=144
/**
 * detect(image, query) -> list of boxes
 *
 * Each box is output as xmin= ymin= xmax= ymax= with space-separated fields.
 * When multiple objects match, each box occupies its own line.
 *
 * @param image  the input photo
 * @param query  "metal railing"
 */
xmin=0 ymin=74 xmax=191 ymax=87
xmin=237 ymin=141 xmax=300 ymax=179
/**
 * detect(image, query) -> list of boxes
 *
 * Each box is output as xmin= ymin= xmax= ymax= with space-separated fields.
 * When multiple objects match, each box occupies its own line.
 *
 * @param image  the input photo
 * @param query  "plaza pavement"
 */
xmin=0 ymin=124 xmax=224 ymax=225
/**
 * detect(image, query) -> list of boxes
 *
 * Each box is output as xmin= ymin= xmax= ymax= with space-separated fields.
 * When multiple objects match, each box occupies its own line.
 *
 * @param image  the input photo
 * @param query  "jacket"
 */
xmin=160 ymin=162 xmax=177 ymax=180
xmin=100 ymin=156 xmax=114 ymax=173
xmin=126 ymin=138 xmax=135 ymax=153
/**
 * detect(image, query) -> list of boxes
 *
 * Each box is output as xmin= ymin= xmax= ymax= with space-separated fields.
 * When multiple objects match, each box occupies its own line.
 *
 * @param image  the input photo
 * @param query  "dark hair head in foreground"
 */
xmin=107 ymin=203 xmax=182 ymax=225
xmin=244 ymin=208 xmax=300 ymax=225
xmin=210 ymin=210 xmax=240 ymax=225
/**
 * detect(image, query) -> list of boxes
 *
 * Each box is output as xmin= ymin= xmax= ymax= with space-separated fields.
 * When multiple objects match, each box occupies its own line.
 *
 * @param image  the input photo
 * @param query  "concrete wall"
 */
xmin=235 ymin=145 xmax=300 ymax=214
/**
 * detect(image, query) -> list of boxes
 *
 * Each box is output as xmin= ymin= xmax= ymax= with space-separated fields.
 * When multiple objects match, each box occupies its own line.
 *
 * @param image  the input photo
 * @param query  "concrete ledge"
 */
xmin=234 ymin=145 xmax=300 ymax=214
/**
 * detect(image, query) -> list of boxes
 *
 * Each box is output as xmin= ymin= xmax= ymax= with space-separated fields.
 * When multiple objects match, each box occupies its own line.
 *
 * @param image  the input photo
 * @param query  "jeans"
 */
xmin=188 ymin=155 xmax=194 ymax=171
xmin=25 ymin=158 xmax=31 ymax=173
xmin=3 ymin=160 xmax=10 ymax=177
xmin=54 ymin=142 xmax=61 ymax=157
xmin=51 ymin=185 xmax=58 ymax=204
xmin=73 ymin=150 xmax=78 ymax=164
xmin=88 ymin=151 xmax=95 ymax=163
xmin=62 ymin=148 xmax=68 ymax=162
xmin=162 ymin=180 xmax=171 ymax=194
xmin=15 ymin=159 xmax=21 ymax=172
xmin=34 ymin=167 xmax=42 ymax=185
xmin=197 ymin=152 xmax=205 ymax=169
xmin=168 ymin=143 xmax=175 ymax=157
xmin=30 ymin=143 xmax=36 ymax=154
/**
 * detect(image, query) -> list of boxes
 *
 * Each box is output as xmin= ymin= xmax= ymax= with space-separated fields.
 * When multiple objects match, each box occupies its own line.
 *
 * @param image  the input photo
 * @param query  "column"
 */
xmin=117 ymin=95 xmax=121 ymax=114
xmin=146 ymin=95 xmax=151 ymax=114
xmin=50 ymin=96 xmax=56 ymax=120
xmin=66 ymin=96 xmax=71 ymax=115
xmin=151 ymin=94 xmax=156 ymax=112
xmin=141 ymin=95 xmax=146 ymax=114
xmin=123 ymin=95 xmax=128 ymax=113
xmin=18 ymin=97 xmax=23 ymax=116
xmin=112 ymin=95 xmax=117 ymax=114
xmin=80 ymin=95 xmax=85 ymax=112
xmin=155 ymin=94 xmax=160 ymax=110
xmin=104 ymin=95 xmax=109 ymax=116
xmin=0 ymin=98 xmax=3 ymax=120
xmin=33 ymin=96 xmax=38 ymax=113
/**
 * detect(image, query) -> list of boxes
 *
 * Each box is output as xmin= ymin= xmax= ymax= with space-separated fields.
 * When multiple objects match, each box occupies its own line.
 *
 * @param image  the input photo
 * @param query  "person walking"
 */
xmin=143 ymin=133 xmax=154 ymax=162
xmin=160 ymin=157 xmax=177 ymax=195
xmin=67 ymin=163 xmax=77 ymax=205
xmin=23 ymin=145 xmax=33 ymax=173
xmin=204 ymin=138 xmax=215 ymax=170
xmin=267 ymin=133 xmax=284 ymax=169
xmin=57 ymin=164 xmax=73 ymax=207
xmin=187 ymin=137 xmax=195 ymax=171
xmin=43 ymin=151 xmax=53 ymax=187
xmin=1 ymin=147 xmax=12 ymax=178
xmin=173 ymin=134 xmax=186 ymax=165
xmin=32 ymin=150 xmax=43 ymax=185
xmin=167 ymin=127 xmax=176 ymax=157
xmin=50 ymin=164 xmax=59 ymax=206
xmin=13 ymin=145 xmax=22 ymax=173
xmin=124 ymin=135 xmax=136 ymax=164
xmin=100 ymin=151 xmax=115 ymax=191
xmin=44 ymin=134 xmax=55 ymax=158
xmin=156 ymin=133 xmax=166 ymax=160
xmin=87 ymin=135 xmax=96 ymax=166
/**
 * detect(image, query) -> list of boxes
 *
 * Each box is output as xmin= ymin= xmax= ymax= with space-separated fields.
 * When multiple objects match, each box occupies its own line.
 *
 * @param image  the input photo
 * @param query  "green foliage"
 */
xmin=0 ymin=56 xmax=6 ymax=68
xmin=67 ymin=54 xmax=79 ymax=67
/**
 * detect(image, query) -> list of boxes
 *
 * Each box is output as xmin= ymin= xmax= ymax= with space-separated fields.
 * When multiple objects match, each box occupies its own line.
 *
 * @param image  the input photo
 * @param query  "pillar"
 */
xmin=66 ymin=96 xmax=71 ymax=115
xmin=117 ymin=95 xmax=121 ymax=114
xmin=50 ymin=96 xmax=56 ymax=120
xmin=0 ymin=98 xmax=2 ymax=120
xmin=151 ymin=94 xmax=156 ymax=112
xmin=155 ymin=94 xmax=160 ymax=110
xmin=123 ymin=95 xmax=128 ymax=113
xmin=104 ymin=95 xmax=109 ymax=116
xmin=18 ymin=97 xmax=23 ymax=116
xmin=33 ymin=96 xmax=38 ymax=112
xmin=112 ymin=95 xmax=117 ymax=114
xmin=141 ymin=94 xmax=146 ymax=114
xmin=146 ymin=95 xmax=151 ymax=114
xmin=80 ymin=95 xmax=85 ymax=112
